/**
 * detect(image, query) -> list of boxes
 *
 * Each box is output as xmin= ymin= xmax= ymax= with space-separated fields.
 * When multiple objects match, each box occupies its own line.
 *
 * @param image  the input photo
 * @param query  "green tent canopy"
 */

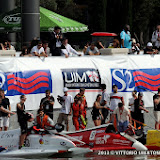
xmin=0 ymin=7 xmax=88 ymax=32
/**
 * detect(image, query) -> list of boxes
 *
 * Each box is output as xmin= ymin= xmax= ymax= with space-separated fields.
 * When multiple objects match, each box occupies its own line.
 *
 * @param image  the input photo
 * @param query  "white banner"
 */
xmin=0 ymin=55 xmax=158 ymax=111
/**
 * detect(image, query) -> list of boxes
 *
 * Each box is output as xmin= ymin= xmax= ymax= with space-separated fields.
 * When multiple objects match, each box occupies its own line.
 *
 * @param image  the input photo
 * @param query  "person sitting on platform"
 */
xmin=31 ymin=40 xmax=47 ymax=57
xmin=35 ymin=108 xmax=54 ymax=129
xmin=85 ymin=42 xmax=100 ymax=55
xmin=113 ymin=102 xmax=132 ymax=132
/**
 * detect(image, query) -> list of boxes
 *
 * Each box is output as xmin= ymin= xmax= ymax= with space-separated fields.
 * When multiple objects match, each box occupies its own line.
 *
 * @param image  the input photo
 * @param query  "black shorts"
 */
xmin=19 ymin=120 xmax=28 ymax=134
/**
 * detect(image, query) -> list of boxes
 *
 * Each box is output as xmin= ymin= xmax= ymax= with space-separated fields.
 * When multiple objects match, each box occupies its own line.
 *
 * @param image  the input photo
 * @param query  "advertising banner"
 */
xmin=0 ymin=55 xmax=158 ymax=111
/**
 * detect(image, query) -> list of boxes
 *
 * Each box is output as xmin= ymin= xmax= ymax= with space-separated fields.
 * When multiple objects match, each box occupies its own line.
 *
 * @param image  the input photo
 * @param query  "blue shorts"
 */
xmin=118 ymin=121 xmax=129 ymax=132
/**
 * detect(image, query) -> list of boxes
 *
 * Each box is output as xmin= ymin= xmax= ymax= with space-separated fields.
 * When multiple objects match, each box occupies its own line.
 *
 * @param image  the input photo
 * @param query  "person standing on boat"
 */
xmin=0 ymin=89 xmax=11 ymax=131
xmin=57 ymin=87 xmax=74 ymax=131
xmin=75 ymin=88 xmax=88 ymax=127
xmin=17 ymin=95 xmax=28 ymax=149
xmin=40 ymin=89 xmax=55 ymax=120
xmin=100 ymin=84 xmax=110 ymax=124
xmin=134 ymin=92 xmax=149 ymax=129
xmin=92 ymin=94 xmax=108 ymax=126
xmin=109 ymin=85 xmax=124 ymax=122
xmin=71 ymin=96 xmax=85 ymax=130
xmin=128 ymin=90 xmax=137 ymax=124
xmin=153 ymin=94 xmax=160 ymax=129
xmin=0 ymin=96 xmax=15 ymax=131
xmin=113 ymin=102 xmax=132 ymax=132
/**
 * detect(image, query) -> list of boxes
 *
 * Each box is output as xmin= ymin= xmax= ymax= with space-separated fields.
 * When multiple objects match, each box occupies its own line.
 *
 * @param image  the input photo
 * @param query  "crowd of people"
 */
xmin=1 ymin=24 xmax=160 ymax=57
xmin=1 ymin=83 xmax=160 ymax=148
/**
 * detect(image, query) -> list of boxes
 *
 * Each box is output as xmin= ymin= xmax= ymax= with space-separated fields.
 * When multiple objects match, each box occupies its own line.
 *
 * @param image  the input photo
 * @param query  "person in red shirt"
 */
xmin=35 ymin=109 xmax=54 ymax=129
xmin=71 ymin=96 xmax=83 ymax=130
xmin=75 ymin=88 xmax=88 ymax=119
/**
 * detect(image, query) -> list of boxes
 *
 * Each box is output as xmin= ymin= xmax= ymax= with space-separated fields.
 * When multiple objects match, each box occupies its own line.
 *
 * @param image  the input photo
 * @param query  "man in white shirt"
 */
xmin=61 ymin=38 xmax=82 ymax=58
xmin=57 ymin=87 xmax=74 ymax=131
xmin=113 ymin=102 xmax=131 ymax=132
xmin=109 ymin=84 xmax=124 ymax=122
xmin=151 ymin=25 xmax=160 ymax=51
xmin=110 ymin=85 xmax=124 ymax=111
xmin=31 ymin=41 xmax=47 ymax=57
xmin=100 ymin=84 xmax=110 ymax=124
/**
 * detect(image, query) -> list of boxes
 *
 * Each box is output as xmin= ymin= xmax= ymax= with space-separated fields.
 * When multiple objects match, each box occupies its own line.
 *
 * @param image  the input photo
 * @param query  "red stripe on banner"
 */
xmin=68 ymin=89 xmax=101 ymax=93
xmin=7 ymin=77 xmax=49 ymax=88
xmin=134 ymin=76 xmax=160 ymax=85
xmin=110 ymin=96 xmax=122 ymax=100
xmin=133 ymin=71 xmax=160 ymax=80
xmin=135 ymin=82 xmax=159 ymax=91
xmin=7 ymin=72 xmax=49 ymax=82
xmin=8 ymin=83 xmax=49 ymax=94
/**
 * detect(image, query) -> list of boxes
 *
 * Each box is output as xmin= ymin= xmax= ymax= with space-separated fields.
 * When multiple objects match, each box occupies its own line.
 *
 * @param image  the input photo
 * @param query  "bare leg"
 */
xmin=19 ymin=133 xmax=27 ymax=147
xmin=0 ymin=127 xmax=2 ymax=131
xmin=66 ymin=123 xmax=69 ymax=131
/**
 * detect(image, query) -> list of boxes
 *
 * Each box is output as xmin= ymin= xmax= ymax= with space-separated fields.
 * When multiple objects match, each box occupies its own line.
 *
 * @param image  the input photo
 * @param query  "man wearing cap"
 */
xmin=143 ymin=42 xmax=158 ymax=54
xmin=100 ymin=84 xmax=110 ymax=124
xmin=57 ymin=87 xmax=74 ymax=131
xmin=40 ymin=90 xmax=55 ymax=120
xmin=134 ymin=92 xmax=149 ymax=129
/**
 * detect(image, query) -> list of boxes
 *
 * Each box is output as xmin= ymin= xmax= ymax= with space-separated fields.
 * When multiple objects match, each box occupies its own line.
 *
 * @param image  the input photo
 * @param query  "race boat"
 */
xmin=0 ymin=127 xmax=91 ymax=158
xmin=61 ymin=123 xmax=147 ymax=151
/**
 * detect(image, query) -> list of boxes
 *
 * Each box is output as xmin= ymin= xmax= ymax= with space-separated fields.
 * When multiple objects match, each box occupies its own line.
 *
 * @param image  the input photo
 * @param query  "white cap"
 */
xmin=63 ymin=87 xmax=68 ymax=92
xmin=147 ymin=42 xmax=153 ymax=47
xmin=132 ymin=38 xmax=136 ymax=44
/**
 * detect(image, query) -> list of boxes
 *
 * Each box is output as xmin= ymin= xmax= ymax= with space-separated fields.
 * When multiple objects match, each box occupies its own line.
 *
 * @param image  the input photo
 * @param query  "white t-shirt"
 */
xmin=61 ymin=94 xmax=74 ymax=114
xmin=101 ymin=90 xmax=110 ymax=108
xmin=113 ymin=106 xmax=130 ymax=123
xmin=61 ymin=44 xmax=80 ymax=57
xmin=110 ymin=92 xmax=124 ymax=111
xmin=129 ymin=97 xmax=135 ymax=112
xmin=31 ymin=46 xmax=45 ymax=56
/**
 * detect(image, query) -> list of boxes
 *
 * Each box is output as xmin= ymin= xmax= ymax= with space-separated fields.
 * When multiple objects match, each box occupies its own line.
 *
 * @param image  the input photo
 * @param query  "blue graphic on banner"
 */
xmin=111 ymin=68 xmax=160 ymax=92
xmin=62 ymin=68 xmax=100 ymax=89
xmin=0 ymin=70 xmax=52 ymax=96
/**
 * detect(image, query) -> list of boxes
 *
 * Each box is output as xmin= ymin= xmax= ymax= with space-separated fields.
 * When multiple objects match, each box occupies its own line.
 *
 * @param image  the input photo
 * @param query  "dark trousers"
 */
xmin=51 ymin=47 xmax=61 ymax=56
xmin=101 ymin=108 xmax=109 ymax=124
